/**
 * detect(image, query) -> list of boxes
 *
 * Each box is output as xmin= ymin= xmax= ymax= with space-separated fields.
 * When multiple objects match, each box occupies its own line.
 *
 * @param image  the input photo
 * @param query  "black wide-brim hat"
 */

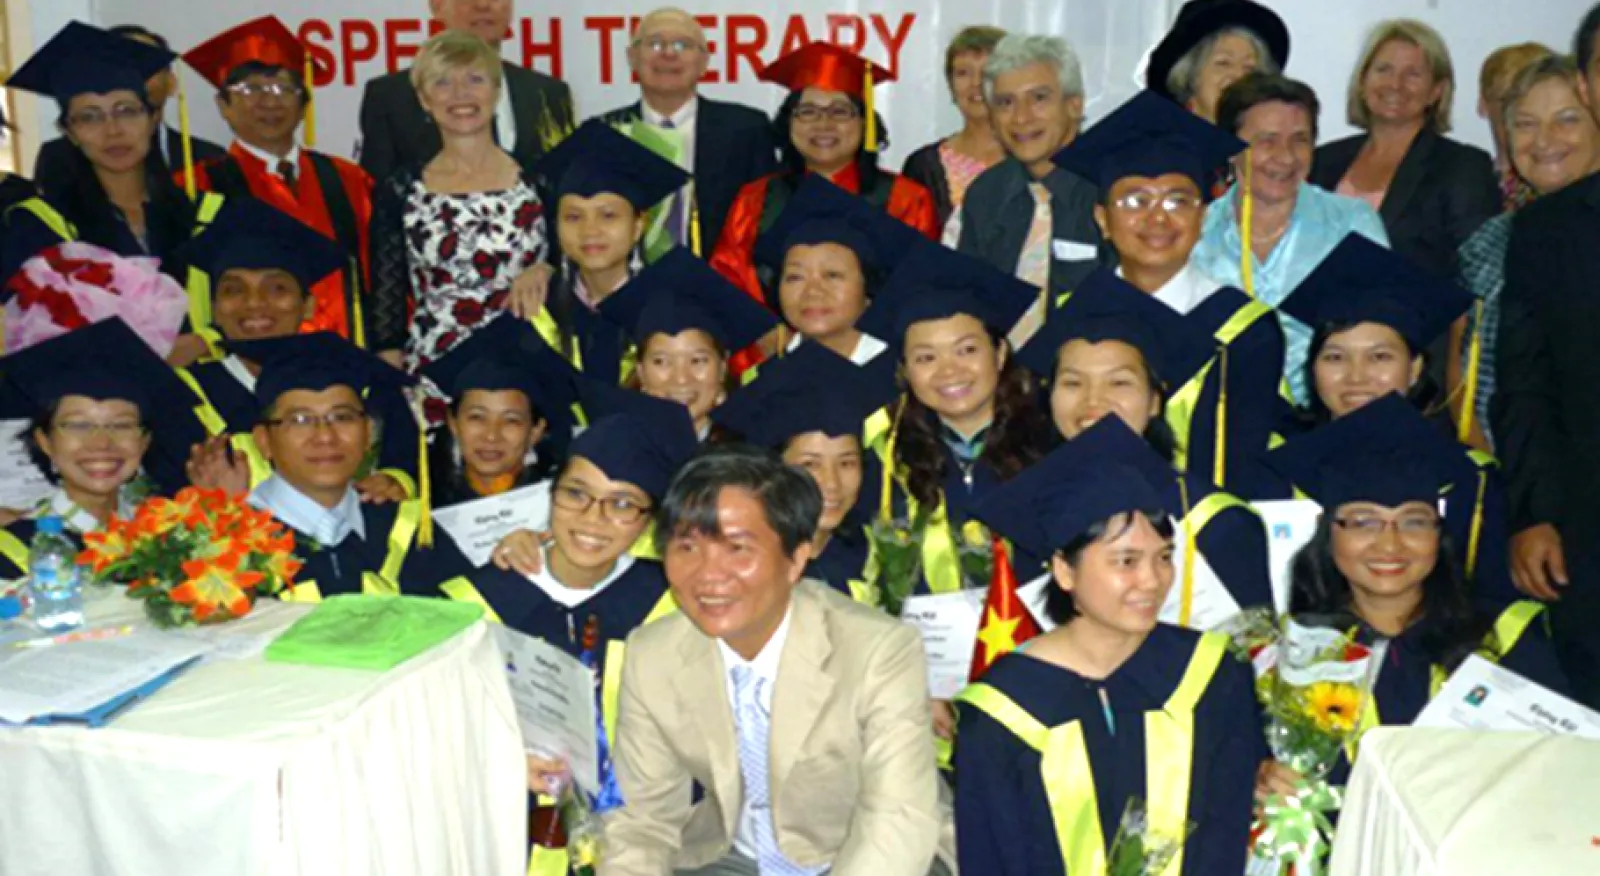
xmin=1146 ymin=0 xmax=1291 ymax=101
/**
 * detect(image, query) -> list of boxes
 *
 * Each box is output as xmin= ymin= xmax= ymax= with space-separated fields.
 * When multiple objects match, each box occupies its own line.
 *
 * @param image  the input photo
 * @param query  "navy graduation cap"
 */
xmin=599 ymin=248 xmax=778 ymax=351
xmin=8 ymin=21 xmax=175 ymax=105
xmin=1052 ymin=89 xmax=1246 ymax=192
xmin=859 ymin=241 xmax=1039 ymax=347
xmin=1016 ymin=267 xmax=1217 ymax=390
xmin=534 ymin=120 xmax=690 ymax=212
xmin=177 ymin=197 xmax=347 ymax=293
xmin=231 ymin=333 xmax=416 ymax=415
xmin=1279 ymin=233 xmax=1473 ymax=352
xmin=711 ymin=341 xmax=898 ymax=448
xmin=753 ymin=175 xmax=924 ymax=274
xmin=1264 ymin=392 xmax=1463 ymax=509
xmin=571 ymin=382 xmax=700 ymax=500
xmin=420 ymin=314 xmax=581 ymax=437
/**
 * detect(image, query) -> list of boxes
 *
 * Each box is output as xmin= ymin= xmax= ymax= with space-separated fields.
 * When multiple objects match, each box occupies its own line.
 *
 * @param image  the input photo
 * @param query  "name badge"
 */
xmin=1052 ymin=239 xmax=1097 ymax=261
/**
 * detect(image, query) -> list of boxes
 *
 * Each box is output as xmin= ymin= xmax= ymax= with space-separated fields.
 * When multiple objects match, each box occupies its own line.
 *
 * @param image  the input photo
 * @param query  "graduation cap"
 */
xmin=759 ymin=42 xmax=895 ymax=152
xmin=972 ymin=419 xmax=1170 ymax=560
xmin=7 ymin=21 xmax=176 ymax=104
xmin=1146 ymin=0 xmax=1290 ymax=102
xmin=420 ymin=314 xmax=581 ymax=438
xmin=753 ymin=175 xmax=924 ymax=275
xmin=711 ymin=341 xmax=898 ymax=448
xmin=183 ymin=16 xmax=326 ymax=149
xmin=535 ymin=120 xmax=690 ymax=212
xmin=1278 ymin=233 xmax=1473 ymax=352
xmin=231 ymin=332 xmax=416 ymax=415
xmin=0 ymin=318 xmax=205 ymax=488
xmin=1052 ymin=90 xmax=1246 ymax=192
xmin=858 ymin=241 xmax=1039 ymax=347
xmin=1016 ymin=267 xmax=1217 ymax=390
xmin=570 ymin=382 xmax=699 ymax=499
xmin=1263 ymin=392 xmax=1463 ymax=509
xmin=177 ymin=197 xmax=346 ymax=294
xmin=599 ymin=248 xmax=778 ymax=351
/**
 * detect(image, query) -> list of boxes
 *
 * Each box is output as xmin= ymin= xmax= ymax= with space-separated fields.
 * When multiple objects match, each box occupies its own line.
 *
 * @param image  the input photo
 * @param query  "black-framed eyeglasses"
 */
xmin=792 ymin=103 xmax=860 ymax=124
xmin=262 ymin=407 xmax=367 ymax=435
xmin=551 ymin=482 xmax=653 ymax=524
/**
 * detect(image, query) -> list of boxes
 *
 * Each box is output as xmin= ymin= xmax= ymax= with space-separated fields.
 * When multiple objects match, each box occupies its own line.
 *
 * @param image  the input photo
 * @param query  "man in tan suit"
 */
xmin=602 ymin=446 xmax=942 ymax=876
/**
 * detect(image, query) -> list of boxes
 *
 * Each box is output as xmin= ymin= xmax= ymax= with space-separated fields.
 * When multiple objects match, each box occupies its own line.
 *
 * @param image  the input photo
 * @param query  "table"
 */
xmin=1330 ymin=727 xmax=1600 ymax=875
xmin=0 ymin=590 xmax=527 ymax=876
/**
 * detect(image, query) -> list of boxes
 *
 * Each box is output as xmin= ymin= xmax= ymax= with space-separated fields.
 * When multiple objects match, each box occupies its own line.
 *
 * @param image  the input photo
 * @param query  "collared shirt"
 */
xmin=220 ymin=355 xmax=257 ymax=392
xmin=234 ymin=140 xmax=302 ymax=180
xmin=939 ymin=422 xmax=990 ymax=465
xmin=716 ymin=602 xmax=794 ymax=861
xmin=32 ymin=487 xmax=133 ymax=536
xmin=249 ymin=474 xmax=366 ymax=546
xmin=1118 ymin=262 xmax=1223 ymax=316
xmin=527 ymin=541 xmax=637 ymax=609
xmin=496 ymin=78 xmax=518 ymax=154
xmin=783 ymin=331 xmax=887 ymax=365
xmin=1193 ymin=181 xmax=1390 ymax=404
xmin=1457 ymin=212 xmax=1513 ymax=452
xmin=641 ymin=94 xmax=698 ymax=173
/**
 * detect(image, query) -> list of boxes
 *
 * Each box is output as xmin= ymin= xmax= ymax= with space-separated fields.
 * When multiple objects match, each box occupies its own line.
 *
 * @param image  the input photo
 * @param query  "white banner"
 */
xmin=82 ymin=1 xmax=1176 ymax=169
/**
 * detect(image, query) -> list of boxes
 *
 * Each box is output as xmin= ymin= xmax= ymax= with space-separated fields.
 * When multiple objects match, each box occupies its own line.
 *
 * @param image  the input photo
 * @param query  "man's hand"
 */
xmin=166 ymin=333 xmax=212 ymax=368
xmin=186 ymin=436 xmax=250 ymax=496
xmin=355 ymin=472 xmax=408 ymax=505
xmin=1511 ymin=523 xmax=1569 ymax=601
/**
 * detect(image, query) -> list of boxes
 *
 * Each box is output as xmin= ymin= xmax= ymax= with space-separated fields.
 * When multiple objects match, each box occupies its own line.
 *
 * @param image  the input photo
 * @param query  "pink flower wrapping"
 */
xmin=4 ymin=242 xmax=187 ymax=356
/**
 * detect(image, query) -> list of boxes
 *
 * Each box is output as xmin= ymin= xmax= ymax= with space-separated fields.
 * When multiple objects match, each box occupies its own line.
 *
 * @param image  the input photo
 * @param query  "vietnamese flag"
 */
xmin=969 ymin=536 xmax=1041 ymax=681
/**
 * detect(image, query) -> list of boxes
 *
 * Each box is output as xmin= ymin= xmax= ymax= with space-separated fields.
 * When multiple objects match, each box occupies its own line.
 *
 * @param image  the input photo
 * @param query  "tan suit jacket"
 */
xmin=600 ymin=580 xmax=940 ymax=876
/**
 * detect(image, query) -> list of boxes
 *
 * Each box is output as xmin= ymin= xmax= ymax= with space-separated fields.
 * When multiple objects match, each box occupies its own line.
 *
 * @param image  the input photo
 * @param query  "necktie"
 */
xmin=659 ymin=118 xmax=688 ymax=247
xmin=277 ymin=159 xmax=298 ymax=193
xmin=731 ymin=666 xmax=819 ymax=875
xmin=1007 ymin=183 xmax=1053 ymax=349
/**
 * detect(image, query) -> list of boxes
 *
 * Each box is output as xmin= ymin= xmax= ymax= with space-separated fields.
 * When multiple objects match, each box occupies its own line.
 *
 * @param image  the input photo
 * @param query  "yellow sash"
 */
xmin=183 ymin=193 xmax=229 ymax=339
xmin=280 ymin=500 xmax=422 ymax=602
xmin=955 ymin=632 xmax=1227 ymax=876
xmin=1164 ymin=301 xmax=1273 ymax=486
xmin=0 ymin=528 xmax=29 ymax=574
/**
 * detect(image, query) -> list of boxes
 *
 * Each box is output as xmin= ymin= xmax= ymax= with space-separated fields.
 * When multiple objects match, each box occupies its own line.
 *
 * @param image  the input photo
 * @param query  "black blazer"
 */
xmin=1310 ymin=128 xmax=1499 ymax=279
xmin=593 ymin=96 xmax=777 ymax=255
xmin=33 ymin=126 xmax=224 ymax=198
xmin=358 ymin=62 xmax=576 ymax=181
xmin=901 ymin=141 xmax=953 ymax=230
xmin=955 ymin=159 xmax=1107 ymax=303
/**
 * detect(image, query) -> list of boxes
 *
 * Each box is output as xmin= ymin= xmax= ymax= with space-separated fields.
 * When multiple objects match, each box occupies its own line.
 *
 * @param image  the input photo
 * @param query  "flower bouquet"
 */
xmin=957 ymin=520 xmax=994 ymax=591
xmin=4 ymin=242 xmax=187 ymax=357
xmin=79 ymin=487 xmax=302 ymax=627
xmin=866 ymin=511 xmax=926 ymax=616
xmin=530 ymin=747 xmax=604 ymax=876
xmin=1248 ymin=615 xmax=1375 ymax=876
xmin=1108 ymin=797 xmax=1194 ymax=875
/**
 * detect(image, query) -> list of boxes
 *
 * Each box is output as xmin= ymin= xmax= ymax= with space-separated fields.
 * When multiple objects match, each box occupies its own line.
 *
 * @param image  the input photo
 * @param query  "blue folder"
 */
xmin=22 ymin=655 xmax=203 ymax=728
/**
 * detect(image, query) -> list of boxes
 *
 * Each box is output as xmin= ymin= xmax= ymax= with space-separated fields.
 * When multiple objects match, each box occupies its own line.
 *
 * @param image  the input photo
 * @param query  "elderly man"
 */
xmin=603 ymin=444 xmax=944 ymax=876
xmin=955 ymin=34 xmax=1105 ymax=325
xmin=596 ymin=8 xmax=777 ymax=255
xmin=357 ymin=0 xmax=575 ymax=180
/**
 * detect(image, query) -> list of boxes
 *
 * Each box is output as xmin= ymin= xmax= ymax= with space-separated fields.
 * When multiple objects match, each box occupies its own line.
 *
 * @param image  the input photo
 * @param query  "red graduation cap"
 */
xmin=182 ymin=16 xmax=326 ymax=151
xmin=758 ymin=42 xmax=895 ymax=152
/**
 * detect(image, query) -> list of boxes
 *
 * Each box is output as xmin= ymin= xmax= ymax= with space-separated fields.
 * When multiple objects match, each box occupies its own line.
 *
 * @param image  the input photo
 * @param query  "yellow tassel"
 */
xmin=1214 ymin=346 xmax=1229 ymax=489
xmin=1239 ymin=148 xmax=1253 ymax=298
xmin=1457 ymin=300 xmax=1486 ymax=444
xmin=303 ymin=53 xmax=317 ymax=149
xmin=1177 ymin=476 xmax=1196 ymax=627
xmin=416 ymin=403 xmax=433 ymax=548
xmin=863 ymin=67 xmax=877 ymax=153
xmin=879 ymin=395 xmax=905 ymax=519
xmin=689 ymin=195 xmax=702 ymax=258
xmin=178 ymin=76 xmax=196 ymax=200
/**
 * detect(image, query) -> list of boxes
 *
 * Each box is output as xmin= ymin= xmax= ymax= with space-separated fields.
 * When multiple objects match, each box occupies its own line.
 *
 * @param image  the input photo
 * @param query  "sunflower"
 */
xmin=1305 ymin=681 xmax=1364 ymax=734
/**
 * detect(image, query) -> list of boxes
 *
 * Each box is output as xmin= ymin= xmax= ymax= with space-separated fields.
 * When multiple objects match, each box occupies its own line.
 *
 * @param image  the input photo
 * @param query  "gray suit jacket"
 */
xmin=956 ymin=158 xmax=1107 ymax=302
xmin=602 ymin=580 xmax=941 ymax=876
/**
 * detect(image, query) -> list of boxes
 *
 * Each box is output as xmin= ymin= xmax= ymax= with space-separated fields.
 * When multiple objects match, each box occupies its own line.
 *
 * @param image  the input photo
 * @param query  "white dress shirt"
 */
xmin=234 ymin=140 xmax=302 ymax=179
xmin=220 ymin=355 xmax=257 ymax=392
xmin=496 ymin=82 xmax=518 ymax=153
xmin=248 ymin=474 xmax=366 ymax=546
xmin=641 ymin=95 xmax=698 ymax=172
xmin=784 ymin=331 xmax=887 ymax=366
xmin=716 ymin=603 xmax=794 ymax=861
xmin=1120 ymin=262 xmax=1224 ymax=316
xmin=526 ymin=541 xmax=636 ymax=609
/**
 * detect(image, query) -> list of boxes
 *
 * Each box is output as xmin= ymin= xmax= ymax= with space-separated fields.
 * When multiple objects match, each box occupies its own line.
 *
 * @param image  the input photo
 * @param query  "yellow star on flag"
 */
xmin=976 ymin=608 xmax=1023 ymax=663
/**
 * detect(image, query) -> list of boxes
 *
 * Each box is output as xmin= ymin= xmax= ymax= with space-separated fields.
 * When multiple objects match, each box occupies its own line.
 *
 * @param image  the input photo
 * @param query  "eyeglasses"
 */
xmin=638 ymin=37 xmax=702 ymax=55
xmin=66 ymin=104 xmax=150 ymax=131
xmin=53 ymin=420 xmax=146 ymax=443
xmin=262 ymin=407 xmax=367 ymax=436
xmin=792 ymin=103 xmax=860 ymax=124
xmin=1332 ymin=514 xmax=1443 ymax=542
xmin=227 ymin=82 xmax=303 ymax=101
xmin=1112 ymin=191 xmax=1203 ymax=214
xmin=551 ymin=483 xmax=653 ymax=524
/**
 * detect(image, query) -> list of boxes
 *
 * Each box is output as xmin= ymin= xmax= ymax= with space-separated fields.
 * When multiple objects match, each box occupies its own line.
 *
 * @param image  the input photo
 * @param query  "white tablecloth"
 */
xmin=1330 ymin=727 xmax=1600 ymax=875
xmin=0 ymin=591 xmax=527 ymax=876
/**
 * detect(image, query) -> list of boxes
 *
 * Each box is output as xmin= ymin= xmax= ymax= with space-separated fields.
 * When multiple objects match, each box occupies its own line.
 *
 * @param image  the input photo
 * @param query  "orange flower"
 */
xmin=170 ymin=559 xmax=259 ymax=622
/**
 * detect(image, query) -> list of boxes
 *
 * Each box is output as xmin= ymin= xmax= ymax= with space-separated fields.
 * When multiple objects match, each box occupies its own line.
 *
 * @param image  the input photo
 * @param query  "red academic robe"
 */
xmin=184 ymin=143 xmax=375 ymax=340
xmin=709 ymin=163 xmax=938 ymax=374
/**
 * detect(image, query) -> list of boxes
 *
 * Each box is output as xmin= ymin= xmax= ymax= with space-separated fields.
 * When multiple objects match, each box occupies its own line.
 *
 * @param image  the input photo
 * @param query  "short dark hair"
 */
xmin=1577 ymin=3 xmax=1600 ymax=74
xmin=1043 ymin=510 xmax=1175 ymax=624
xmin=109 ymin=24 xmax=170 ymax=52
xmin=1216 ymin=71 xmax=1321 ymax=141
xmin=221 ymin=61 xmax=308 ymax=102
xmin=654 ymin=444 xmax=822 ymax=557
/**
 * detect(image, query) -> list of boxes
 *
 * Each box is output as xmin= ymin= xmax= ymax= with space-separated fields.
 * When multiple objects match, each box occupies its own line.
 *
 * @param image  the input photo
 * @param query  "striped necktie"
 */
xmin=731 ymin=665 xmax=823 ymax=875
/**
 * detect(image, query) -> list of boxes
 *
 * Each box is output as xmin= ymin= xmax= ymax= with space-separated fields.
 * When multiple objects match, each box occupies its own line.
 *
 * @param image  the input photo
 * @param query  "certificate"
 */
xmin=901 ymin=578 xmax=1052 ymax=698
xmin=491 ymin=625 xmax=602 ymax=794
xmin=0 ymin=419 xmax=52 ymax=512
xmin=431 ymin=483 xmax=550 ymax=567
xmin=1415 ymin=654 xmax=1600 ymax=739
xmin=1159 ymin=518 xmax=1243 ymax=631
xmin=1253 ymin=499 xmax=1321 ymax=613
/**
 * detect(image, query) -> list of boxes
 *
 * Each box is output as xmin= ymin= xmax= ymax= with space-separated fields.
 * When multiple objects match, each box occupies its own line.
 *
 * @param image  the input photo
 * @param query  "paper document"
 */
xmin=0 ymin=419 xmax=52 ymax=516
xmin=0 ymin=631 xmax=210 ymax=724
xmin=1415 ymin=654 xmax=1600 ymax=739
xmin=1253 ymin=499 xmax=1321 ymax=613
xmin=902 ymin=579 xmax=1051 ymax=698
xmin=1159 ymin=518 xmax=1244 ymax=631
xmin=492 ymin=625 xmax=601 ymax=794
xmin=432 ymin=484 xmax=551 ymax=567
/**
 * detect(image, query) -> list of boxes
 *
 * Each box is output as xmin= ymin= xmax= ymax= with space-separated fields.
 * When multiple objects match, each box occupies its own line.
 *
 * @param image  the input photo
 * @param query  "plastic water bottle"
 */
xmin=27 ymin=516 xmax=83 ymax=632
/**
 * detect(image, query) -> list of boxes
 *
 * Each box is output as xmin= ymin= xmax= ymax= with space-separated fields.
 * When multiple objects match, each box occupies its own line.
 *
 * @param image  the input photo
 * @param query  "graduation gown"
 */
xmin=954 ymin=625 xmax=1265 ymax=876
xmin=1163 ymin=471 xmax=1276 ymax=625
xmin=808 ymin=527 xmax=871 ymax=602
xmin=533 ymin=280 xmax=635 ymax=389
xmin=188 ymin=144 xmax=374 ymax=340
xmin=2 ymin=191 xmax=198 ymax=286
xmin=280 ymin=501 xmax=471 ymax=601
